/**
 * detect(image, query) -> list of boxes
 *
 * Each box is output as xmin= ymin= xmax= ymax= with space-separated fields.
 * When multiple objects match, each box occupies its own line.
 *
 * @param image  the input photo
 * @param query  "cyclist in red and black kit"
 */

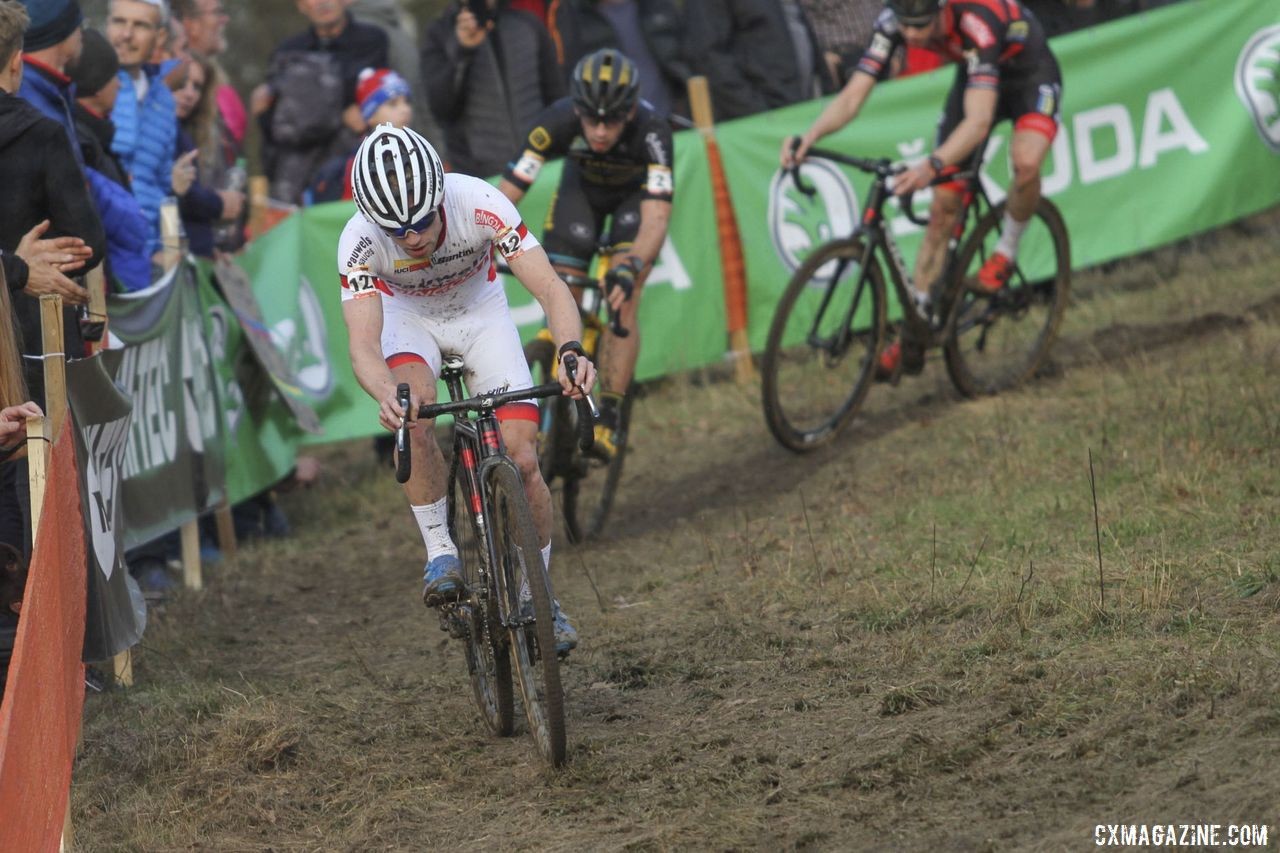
xmin=781 ymin=0 xmax=1063 ymax=376
xmin=499 ymin=48 xmax=674 ymax=458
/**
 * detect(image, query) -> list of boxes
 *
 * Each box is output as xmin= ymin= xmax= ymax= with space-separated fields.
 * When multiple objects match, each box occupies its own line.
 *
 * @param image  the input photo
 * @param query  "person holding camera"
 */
xmin=420 ymin=0 xmax=563 ymax=177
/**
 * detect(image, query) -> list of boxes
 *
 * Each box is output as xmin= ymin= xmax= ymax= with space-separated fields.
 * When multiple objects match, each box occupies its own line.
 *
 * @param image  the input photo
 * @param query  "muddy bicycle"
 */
xmin=524 ymin=247 xmax=632 ymax=542
xmin=393 ymin=355 xmax=594 ymax=767
xmin=761 ymin=145 xmax=1071 ymax=452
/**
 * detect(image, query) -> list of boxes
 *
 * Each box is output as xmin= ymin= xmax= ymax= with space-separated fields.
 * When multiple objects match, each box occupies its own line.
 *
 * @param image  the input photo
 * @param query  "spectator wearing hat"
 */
xmin=71 ymin=28 xmax=152 ymax=290
xmin=306 ymin=66 xmax=412 ymax=203
xmin=422 ymin=0 xmax=563 ymax=177
xmin=107 ymin=0 xmax=178 ymax=259
xmin=171 ymin=0 xmax=246 ymax=165
xmin=16 ymin=0 xmax=85 ymax=154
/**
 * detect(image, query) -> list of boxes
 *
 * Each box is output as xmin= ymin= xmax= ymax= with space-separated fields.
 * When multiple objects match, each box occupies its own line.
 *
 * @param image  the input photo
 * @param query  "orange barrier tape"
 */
xmin=704 ymin=134 xmax=749 ymax=335
xmin=0 ymin=422 xmax=86 ymax=853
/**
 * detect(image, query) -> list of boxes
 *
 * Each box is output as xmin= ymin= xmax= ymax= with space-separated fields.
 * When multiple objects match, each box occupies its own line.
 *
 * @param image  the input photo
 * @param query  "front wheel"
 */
xmin=487 ymin=463 xmax=567 ymax=768
xmin=449 ymin=467 xmax=513 ymax=737
xmin=761 ymin=237 xmax=887 ymax=452
xmin=943 ymin=198 xmax=1071 ymax=397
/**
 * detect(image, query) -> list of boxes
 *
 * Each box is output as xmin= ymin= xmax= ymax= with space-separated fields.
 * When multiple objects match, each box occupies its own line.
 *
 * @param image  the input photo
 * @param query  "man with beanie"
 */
xmin=107 ymin=0 xmax=178 ymax=258
xmin=72 ymin=27 xmax=152 ymax=290
xmin=16 ymin=0 xmax=84 ymax=152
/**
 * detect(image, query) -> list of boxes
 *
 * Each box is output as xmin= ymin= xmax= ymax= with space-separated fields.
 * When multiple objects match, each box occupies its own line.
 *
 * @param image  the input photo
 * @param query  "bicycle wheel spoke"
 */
xmin=944 ymin=200 xmax=1071 ymax=396
xmin=762 ymin=239 xmax=885 ymax=452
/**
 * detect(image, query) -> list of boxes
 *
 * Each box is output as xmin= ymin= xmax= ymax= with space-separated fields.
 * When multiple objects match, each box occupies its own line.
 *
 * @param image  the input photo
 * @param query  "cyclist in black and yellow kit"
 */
xmin=782 ymin=0 xmax=1063 ymax=377
xmin=499 ymin=48 xmax=674 ymax=458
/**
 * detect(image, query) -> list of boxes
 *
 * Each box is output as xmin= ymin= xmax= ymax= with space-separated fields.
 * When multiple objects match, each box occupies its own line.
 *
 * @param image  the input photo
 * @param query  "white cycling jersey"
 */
xmin=336 ymin=173 xmax=542 ymax=408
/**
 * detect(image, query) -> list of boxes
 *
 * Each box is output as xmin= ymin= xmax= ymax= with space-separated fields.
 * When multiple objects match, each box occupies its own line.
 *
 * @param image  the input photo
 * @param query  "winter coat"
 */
xmin=550 ymin=0 xmax=691 ymax=107
xmin=111 ymin=67 xmax=178 ymax=256
xmin=422 ymin=5 xmax=563 ymax=177
xmin=0 ymin=91 xmax=104 ymax=407
xmin=75 ymin=104 xmax=152 ymax=291
xmin=16 ymin=57 xmax=84 ymax=165
xmin=685 ymin=0 xmax=832 ymax=120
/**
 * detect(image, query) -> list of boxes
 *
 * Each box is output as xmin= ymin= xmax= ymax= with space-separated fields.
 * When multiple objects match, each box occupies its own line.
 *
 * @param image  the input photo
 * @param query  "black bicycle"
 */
xmin=524 ymin=248 xmax=632 ymax=542
xmin=394 ymin=355 xmax=594 ymax=767
xmin=761 ymin=144 xmax=1071 ymax=452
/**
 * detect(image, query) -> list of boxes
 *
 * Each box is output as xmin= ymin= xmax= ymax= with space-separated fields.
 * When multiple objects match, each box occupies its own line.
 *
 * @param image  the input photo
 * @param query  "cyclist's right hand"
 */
xmin=780 ymin=134 xmax=812 ymax=169
xmin=380 ymin=384 xmax=416 ymax=433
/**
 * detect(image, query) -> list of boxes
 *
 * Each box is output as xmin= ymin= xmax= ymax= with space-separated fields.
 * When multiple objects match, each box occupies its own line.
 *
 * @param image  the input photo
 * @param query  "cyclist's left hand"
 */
xmin=604 ymin=264 xmax=636 ymax=312
xmin=558 ymin=351 xmax=596 ymax=399
xmin=893 ymin=160 xmax=936 ymax=197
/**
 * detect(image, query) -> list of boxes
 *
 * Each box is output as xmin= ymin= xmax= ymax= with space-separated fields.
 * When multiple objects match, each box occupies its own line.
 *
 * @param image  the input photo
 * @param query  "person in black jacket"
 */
xmin=685 ymin=0 xmax=833 ymax=121
xmin=549 ymin=0 xmax=689 ymax=116
xmin=421 ymin=0 xmax=563 ymax=177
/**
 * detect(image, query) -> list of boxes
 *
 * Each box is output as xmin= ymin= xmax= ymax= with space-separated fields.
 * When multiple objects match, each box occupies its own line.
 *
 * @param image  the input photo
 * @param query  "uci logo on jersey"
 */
xmin=1236 ymin=24 xmax=1280 ymax=153
xmin=767 ymin=158 xmax=859 ymax=279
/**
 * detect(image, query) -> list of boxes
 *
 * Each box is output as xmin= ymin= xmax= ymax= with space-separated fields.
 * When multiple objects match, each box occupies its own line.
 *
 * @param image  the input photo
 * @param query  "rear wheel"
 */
xmin=761 ymin=237 xmax=887 ymax=452
xmin=561 ymin=391 xmax=630 ymax=543
xmin=488 ymin=463 xmax=567 ymax=767
xmin=449 ymin=467 xmax=513 ymax=737
xmin=943 ymin=198 xmax=1071 ymax=397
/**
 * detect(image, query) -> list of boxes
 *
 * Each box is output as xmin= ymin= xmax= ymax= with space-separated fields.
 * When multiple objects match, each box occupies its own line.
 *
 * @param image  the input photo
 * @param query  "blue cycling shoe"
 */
xmin=552 ymin=605 xmax=578 ymax=656
xmin=422 ymin=554 xmax=463 ymax=607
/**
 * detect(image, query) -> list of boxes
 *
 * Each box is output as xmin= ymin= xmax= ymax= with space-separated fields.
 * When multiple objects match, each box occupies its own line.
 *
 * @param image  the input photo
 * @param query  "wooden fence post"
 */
xmin=687 ymin=76 xmax=756 ymax=382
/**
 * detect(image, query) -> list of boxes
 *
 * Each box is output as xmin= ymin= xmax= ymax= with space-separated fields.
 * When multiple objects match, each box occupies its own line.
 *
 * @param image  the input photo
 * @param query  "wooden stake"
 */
xmin=214 ymin=500 xmax=237 ymax=558
xmin=111 ymin=649 xmax=133 ymax=688
xmin=180 ymin=520 xmax=202 ymax=591
xmin=40 ymin=295 xmax=67 ymax=436
xmin=84 ymin=266 xmax=108 ymax=355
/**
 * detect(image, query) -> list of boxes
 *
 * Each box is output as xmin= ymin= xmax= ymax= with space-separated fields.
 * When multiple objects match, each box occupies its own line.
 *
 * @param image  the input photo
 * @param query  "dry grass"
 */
xmin=72 ymin=211 xmax=1280 ymax=851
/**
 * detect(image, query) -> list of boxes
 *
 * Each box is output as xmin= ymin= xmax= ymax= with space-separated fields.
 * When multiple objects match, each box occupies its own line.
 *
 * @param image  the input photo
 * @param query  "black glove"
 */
xmin=604 ymin=261 xmax=638 ymax=303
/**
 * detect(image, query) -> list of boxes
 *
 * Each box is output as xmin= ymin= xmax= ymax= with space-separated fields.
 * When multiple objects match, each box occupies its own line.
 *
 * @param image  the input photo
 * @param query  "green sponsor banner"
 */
xmin=234 ymin=128 xmax=725 ymax=444
xmin=196 ymin=262 xmax=302 ymax=504
xmin=715 ymin=0 xmax=1280 ymax=350
xmin=103 ymin=265 xmax=226 ymax=546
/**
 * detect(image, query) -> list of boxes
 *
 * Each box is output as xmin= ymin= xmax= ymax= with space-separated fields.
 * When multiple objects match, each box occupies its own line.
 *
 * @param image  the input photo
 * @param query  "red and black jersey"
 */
xmin=856 ymin=1 xmax=1055 ymax=91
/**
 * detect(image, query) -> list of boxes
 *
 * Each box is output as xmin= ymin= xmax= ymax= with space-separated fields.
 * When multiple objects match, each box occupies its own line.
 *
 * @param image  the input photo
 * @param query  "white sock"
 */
xmin=519 ymin=544 xmax=551 ymax=604
xmin=912 ymin=289 xmax=931 ymax=320
xmin=541 ymin=542 xmax=551 ymax=574
xmin=412 ymin=498 xmax=457 ymax=561
xmin=994 ymin=211 xmax=1029 ymax=259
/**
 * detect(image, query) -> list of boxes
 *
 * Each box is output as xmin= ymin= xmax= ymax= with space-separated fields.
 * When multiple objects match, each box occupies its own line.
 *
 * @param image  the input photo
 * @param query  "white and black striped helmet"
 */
xmin=351 ymin=123 xmax=445 ymax=232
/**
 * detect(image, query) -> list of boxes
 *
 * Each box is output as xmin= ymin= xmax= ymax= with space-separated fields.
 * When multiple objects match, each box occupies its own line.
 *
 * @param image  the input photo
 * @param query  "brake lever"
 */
xmin=394 ymin=382 xmax=412 ymax=484
xmin=788 ymin=137 xmax=817 ymax=198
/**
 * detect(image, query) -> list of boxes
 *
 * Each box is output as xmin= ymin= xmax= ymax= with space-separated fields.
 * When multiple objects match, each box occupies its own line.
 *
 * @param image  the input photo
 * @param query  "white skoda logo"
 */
xmin=1236 ymin=24 xmax=1280 ymax=153
xmin=768 ymin=158 xmax=859 ymax=275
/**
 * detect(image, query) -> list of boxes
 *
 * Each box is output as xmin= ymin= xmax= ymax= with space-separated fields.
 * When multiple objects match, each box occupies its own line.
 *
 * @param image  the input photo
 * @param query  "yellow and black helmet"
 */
xmin=570 ymin=48 xmax=640 ymax=120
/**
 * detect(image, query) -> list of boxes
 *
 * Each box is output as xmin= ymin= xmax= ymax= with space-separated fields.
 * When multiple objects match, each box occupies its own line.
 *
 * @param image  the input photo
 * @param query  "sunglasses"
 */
xmin=898 ymin=14 xmax=938 ymax=27
xmin=576 ymin=110 xmax=627 ymax=128
xmin=383 ymin=208 xmax=438 ymax=239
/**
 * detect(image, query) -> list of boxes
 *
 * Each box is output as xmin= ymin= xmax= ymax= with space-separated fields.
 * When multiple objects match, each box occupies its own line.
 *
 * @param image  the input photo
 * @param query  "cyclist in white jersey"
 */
xmin=337 ymin=124 xmax=596 ymax=654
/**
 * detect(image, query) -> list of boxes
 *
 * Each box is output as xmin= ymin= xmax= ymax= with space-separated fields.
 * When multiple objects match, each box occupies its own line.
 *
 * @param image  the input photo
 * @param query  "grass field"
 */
xmin=73 ymin=212 xmax=1279 ymax=851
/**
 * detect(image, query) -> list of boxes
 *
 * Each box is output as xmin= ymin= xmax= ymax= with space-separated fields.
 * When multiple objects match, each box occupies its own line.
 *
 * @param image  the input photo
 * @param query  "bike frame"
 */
xmin=796 ymin=146 xmax=990 ymax=351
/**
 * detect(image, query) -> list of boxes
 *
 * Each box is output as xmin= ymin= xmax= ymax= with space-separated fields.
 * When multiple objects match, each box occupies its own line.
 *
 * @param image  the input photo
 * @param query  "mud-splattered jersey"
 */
xmin=856 ymin=1 xmax=1054 ymax=90
xmin=336 ymin=173 xmax=539 ymax=319
xmin=502 ymin=98 xmax=675 ymax=202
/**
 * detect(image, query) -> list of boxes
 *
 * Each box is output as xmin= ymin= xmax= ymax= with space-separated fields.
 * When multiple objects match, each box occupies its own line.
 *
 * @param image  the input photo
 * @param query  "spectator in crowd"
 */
xmin=15 ymin=0 xmax=84 ymax=148
xmin=307 ymin=66 xmax=412 ymax=202
xmin=686 ymin=0 xmax=833 ymax=121
xmin=70 ymin=28 xmax=152 ymax=291
xmin=2 ymin=1 xmax=103 ymax=411
xmin=512 ymin=0 xmax=549 ymax=24
xmin=168 ymin=53 xmax=244 ymax=258
xmin=149 ymin=10 xmax=185 ymax=64
xmin=171 ymin=0 xmax=245 ymax=159
xmin=420 ymin=0 xmax=562 ymax=177
xmin=251 ymin=0 xmax=388 ymax=204
xmin=107 ymin=0 xmax=179 ymax=259
xmin=800 ymin=0 xmax=882 ymax=86
xmin=349 ymin=0 xmax=444 ymax=158
xmin=548 ymin=0 xmax=688 ymax=116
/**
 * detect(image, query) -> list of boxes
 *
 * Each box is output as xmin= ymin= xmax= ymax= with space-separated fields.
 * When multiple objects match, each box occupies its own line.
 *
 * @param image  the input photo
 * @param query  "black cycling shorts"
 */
xmin=541 ymin=164 xmax=644 ymax=272
xmin=937 ymin=58 xmax=1064 ymax=147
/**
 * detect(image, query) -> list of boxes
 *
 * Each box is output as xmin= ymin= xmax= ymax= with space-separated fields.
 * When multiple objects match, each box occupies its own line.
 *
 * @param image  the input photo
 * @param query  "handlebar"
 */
xmin=393 ymin=357 xmax=597 ymax=484
xmin=786 ymin=138 xmax=978 ymax=228
xmin=561 ymin=271 xmax=630 ymax=339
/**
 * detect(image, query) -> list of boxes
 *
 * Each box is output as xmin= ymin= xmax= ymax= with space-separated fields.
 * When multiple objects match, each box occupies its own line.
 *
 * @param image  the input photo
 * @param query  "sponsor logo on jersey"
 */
xmin=1007 ymin=20 xmax=1029 ymax=41
xmin=393 ymin=257 xmax=433 ymax=273
xmin=645 ymin=131 xmax=670 ymax=166
xmin=960 ymin=12 xmax=995 ymax=49
xmin=475 ymin=208 xmax=507 ymax=232
xmin=1236 ymin=24 xmax=1280 ymax=153
xmin=346 ymin=235 xmax=373 ymax=268
xmin=529 ymin=126 xmax=552 ymax=151
xmin=1036 ymin=84 xmax=1058 ymax=118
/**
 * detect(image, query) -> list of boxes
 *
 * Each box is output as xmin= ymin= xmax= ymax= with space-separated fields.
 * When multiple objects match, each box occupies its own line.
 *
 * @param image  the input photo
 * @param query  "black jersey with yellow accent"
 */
xmin=503 ymin=98 xmax=675 ymax=202
xmin=856 ymin=1 xmax=1054 ymax=91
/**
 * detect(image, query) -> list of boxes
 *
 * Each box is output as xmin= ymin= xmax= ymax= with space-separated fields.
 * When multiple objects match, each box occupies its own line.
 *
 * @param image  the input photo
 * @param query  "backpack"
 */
xmin=268 ymin=50 xmax=344 ymax=147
